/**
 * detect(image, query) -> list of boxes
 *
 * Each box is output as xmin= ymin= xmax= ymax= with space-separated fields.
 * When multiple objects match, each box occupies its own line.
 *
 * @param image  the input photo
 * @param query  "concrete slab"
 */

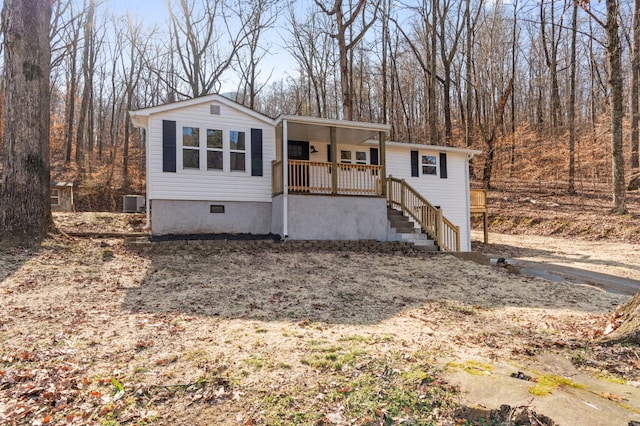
xmin=442 ymin=352 xmax=640 ymax=425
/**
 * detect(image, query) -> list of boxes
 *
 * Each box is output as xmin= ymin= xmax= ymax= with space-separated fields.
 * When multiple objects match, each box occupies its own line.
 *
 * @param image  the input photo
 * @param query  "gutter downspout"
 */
xmin=282 ymin=120 xmax=288 ymax=238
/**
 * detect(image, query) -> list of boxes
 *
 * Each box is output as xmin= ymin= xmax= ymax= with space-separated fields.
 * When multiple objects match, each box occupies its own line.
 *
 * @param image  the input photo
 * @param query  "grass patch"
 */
xmin=253 ymin=356 xmax=457 ymax=425
xmin=243 ymin=355 xmax=266 ymax=370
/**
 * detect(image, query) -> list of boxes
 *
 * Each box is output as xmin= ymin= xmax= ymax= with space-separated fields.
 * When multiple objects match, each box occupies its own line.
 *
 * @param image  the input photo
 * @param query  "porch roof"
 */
xmin=275 ymin=115 xmax=390 ymax=145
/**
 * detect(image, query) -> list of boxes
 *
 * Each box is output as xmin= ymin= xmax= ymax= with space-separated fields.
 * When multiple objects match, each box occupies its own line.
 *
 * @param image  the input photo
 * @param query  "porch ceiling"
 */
xmin=278 ymin=115 xmax=390 ymax=144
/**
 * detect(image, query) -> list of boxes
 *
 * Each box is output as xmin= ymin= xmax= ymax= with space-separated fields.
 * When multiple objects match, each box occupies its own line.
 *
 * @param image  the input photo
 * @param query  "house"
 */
xmin=129 ymin=94 xmax=480 ymax=251
xmin=50 ymin=181 xmax=74 ymax=212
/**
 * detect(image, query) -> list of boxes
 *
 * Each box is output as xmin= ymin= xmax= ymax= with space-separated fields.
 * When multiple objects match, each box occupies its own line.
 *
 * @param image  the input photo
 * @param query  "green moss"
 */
xmin=596 ymin=373 xmax=626 ymax=385
xmin=447 ymin=360 xmax=494 ymax=376
xmin=528 ymin=374 xmax=584 ymax=396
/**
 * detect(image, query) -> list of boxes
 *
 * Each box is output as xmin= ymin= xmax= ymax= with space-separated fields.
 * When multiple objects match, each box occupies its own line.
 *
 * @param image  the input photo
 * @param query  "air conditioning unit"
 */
xmin=123 ymin=195 xmax=145 ymax=213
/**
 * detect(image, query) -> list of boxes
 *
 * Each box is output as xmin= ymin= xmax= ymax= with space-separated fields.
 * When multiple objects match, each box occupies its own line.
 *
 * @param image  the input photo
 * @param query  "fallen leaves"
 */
xmin=601 ymin=392 xmax=627 ymax=402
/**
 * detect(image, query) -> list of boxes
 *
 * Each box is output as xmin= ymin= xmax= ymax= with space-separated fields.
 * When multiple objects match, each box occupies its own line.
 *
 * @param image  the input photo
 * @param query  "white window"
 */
xmin=50 ymin=188 xmax=60 ymax=206
xmin=182 ymin=126 xmax=200 ymax=169
xmin=422 ymin=155 xmax=437 ymax=175
xmin=229 ymin=130 xmax=246 ymax=171
xmin=180 ymin=124 xmax=250 ymax=173
xmin=207 ymin=129 xmax=223 ymax=170
xmin=340 ymin=150 xmax=352 ymax=163
xmin=355 ymin=151 xmax=367 ymax=165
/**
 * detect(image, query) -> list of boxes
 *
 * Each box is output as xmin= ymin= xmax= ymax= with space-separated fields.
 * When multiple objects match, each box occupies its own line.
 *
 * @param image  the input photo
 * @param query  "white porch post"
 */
xmin=282 ymin=120 xmax=289 ymax=238
xmin=330 ymin=126 xmax=338 ymax=195
xmin=379 ymin=130 xmax=387 ymax=197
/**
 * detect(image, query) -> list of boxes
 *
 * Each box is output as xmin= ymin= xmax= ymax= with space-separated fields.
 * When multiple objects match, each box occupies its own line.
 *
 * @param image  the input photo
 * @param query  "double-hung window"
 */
xmin=207 ymin=129 xmax=223 ymax=170
xmin=182 ymin=126 xmax=200 ymax=169
xmin=229 ymin=130 xmax=246 ymax=171
xmin=340 ymin=150 xmax=352 ymax=163
xmin=422 ymin=155 xmax=437 ymax=175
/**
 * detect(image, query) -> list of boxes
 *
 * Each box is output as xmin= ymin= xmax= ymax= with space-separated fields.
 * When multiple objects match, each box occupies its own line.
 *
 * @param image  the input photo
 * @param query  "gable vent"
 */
xmin=210 ymin=104 xmax=221 ymax=115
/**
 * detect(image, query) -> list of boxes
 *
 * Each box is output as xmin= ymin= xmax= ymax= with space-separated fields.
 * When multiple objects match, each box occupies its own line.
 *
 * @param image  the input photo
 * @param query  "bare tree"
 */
xmin=121 ymin=17 xmax=150 ymax=189
xmin=286 ymin=7 xmax=336 ymax=117
xmin=161 ymin=0 xmax=248 ymax=98
xmin=233 ymin=0 xmax=278 ymax=110
xmin=629 ymin=0 xmax=640 ymax=189
xmin=75 ymin=0 xmax=97 ymax=168
xmin=568 ymin=1 xmax=578 ymax=194
xmin=540 ymin=0 xmax=568 ymax=130
xmin=578 ymin=0 xmax=627 ymax=213
xmin=0 ymin=0 xmax=53 ymax=238
xmin=314 ymin=0 xmax=381 ymax=121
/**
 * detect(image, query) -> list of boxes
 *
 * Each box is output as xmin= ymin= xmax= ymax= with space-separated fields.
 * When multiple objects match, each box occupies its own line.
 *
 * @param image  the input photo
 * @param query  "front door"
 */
xmin=288 ymin=140 xmax=309 ymax=191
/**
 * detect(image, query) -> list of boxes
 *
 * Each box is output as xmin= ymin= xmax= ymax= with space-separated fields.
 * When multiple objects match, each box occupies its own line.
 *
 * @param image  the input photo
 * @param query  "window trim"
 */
xmin=177 ymin=122 xmax=251 ymax=175
xmin=229 ymin=130 xmax=247 ymax=172
xmin=421 ymin=154 xmax=438 ymax=176
xmin=355 ymin=151 xmax=367 ymax=165
xmin=181 ymin=125 xmax=201 ymax=170
xmin=206 ymin=128 xmax=224 ymax=171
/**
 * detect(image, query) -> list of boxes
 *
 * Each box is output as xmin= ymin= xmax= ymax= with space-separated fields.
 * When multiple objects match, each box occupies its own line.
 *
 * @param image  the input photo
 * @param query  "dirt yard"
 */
xmin=1 ymin=213 xmax=639 ymax=425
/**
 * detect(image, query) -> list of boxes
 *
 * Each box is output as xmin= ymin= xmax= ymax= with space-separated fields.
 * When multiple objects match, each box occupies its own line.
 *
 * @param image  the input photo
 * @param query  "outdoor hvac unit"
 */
xmin=123 ymin=195 xmax=145 ymax=213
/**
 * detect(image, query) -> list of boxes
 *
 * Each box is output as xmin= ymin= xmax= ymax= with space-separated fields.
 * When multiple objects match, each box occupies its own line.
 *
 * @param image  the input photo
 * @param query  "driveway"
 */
xmin=471 ymin=231 xmax=640 ymax=296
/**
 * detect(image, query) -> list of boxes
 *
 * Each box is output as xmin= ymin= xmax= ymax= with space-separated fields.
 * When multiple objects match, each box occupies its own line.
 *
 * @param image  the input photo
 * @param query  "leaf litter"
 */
xmin=0 ymin=213 xmax=637 ymax=425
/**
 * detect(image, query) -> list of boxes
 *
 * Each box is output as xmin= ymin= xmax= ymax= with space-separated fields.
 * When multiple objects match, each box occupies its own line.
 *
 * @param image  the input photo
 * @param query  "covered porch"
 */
xmin=272 ymin=116 xmax=390 ymax=197
xmin=271 ymin=116 xmax=391 ymax=240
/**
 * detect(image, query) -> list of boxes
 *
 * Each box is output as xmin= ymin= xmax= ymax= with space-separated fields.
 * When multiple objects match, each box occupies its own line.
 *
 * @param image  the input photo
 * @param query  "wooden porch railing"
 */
xmin=387 ymin=176 xmax=460 ymax=252
xmin=470 ymin=188 xmax=488 ymax=244
xmin=287 ymin=160 xmax=382 ymax=196
xmin=470 ymin=189 xmax=487 ymax=213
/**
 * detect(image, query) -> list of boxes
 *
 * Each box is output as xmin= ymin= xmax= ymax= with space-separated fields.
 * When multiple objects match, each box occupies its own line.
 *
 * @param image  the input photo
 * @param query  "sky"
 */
xmin=106 ymin=0 xmax=297 ymax=94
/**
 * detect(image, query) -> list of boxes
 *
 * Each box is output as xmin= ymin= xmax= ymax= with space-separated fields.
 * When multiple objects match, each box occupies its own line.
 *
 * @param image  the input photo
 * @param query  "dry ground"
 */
xmin=1 ymin=213 xmax=639 ymax=425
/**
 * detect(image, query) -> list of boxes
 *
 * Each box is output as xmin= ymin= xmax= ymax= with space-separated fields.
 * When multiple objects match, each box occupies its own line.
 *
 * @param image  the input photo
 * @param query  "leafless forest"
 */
xmin=1 ymin=0 xmax=639 ymax=210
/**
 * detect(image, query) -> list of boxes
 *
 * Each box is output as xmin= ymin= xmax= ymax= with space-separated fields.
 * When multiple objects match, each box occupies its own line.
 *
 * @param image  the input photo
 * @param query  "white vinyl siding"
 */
xmin=386 ymin=146 xmax=472 ymax=251
xmin=147 ymin=102 xmax=275 ymax=203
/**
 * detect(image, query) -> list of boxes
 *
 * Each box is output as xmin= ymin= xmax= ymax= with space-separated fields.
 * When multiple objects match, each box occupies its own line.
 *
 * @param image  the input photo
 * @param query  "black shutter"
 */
xmin=439 ymin=152 xmax=448 ymax=178
xmin=411 ymin=150 xmax=419 ymax=177
xmin=162 ymin=120 xmax=177 ymax=172
xmin=370 ymin=148 xmax=379 ymax=165
xmin=327 ymin=144 xmax=332 ymax=162
xmin=251 ymin=128 xmax=263 ymax=176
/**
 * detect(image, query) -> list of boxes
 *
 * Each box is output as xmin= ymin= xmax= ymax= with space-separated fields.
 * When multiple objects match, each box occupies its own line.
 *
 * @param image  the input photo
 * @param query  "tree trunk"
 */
xmin=428 ymin=0 xmax=439 ymax=145
xmin=606 ymin=0 xmax=627 ymax=214
xmin=75 ymin=0 xmax=96 ymax=168
xmin=602 ymin=291 xmax=640 ymax=345
xmin=0 ymin=0 xmax=53 ymax=239
xmin=64 ymin=48 xmax=78 ymax=164
xmin=568 ymin=2 xmax=578 ymax=194
xmin=464 ymin=0 xmax=473 ymax=148
xmin=629 ymin=0 xmax=640 ymax=190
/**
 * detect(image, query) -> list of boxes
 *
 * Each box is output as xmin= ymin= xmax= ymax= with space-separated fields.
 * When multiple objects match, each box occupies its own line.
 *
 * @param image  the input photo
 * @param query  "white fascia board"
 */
xmin=129 ymin=94 xmax=276 ymax=126
xmin=372 ymin=140 xmax=482 ymax=157
xmin=275 ymin=115 xmax=390 ymax=133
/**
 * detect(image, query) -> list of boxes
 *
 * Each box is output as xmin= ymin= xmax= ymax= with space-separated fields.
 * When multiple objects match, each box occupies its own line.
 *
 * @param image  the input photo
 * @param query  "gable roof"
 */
xmin=129 ymin=93 xmax=275 ymax=129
